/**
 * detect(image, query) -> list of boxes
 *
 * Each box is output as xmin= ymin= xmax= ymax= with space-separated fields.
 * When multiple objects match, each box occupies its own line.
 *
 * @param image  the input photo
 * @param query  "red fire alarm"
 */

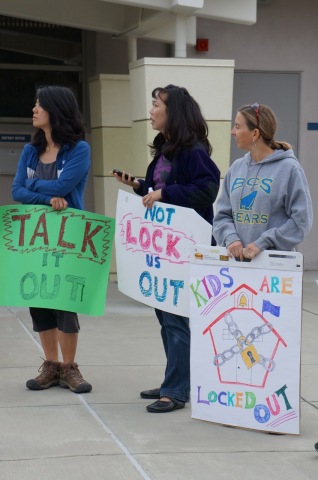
xmin=196 ymin=38 xmax=209 ymax=52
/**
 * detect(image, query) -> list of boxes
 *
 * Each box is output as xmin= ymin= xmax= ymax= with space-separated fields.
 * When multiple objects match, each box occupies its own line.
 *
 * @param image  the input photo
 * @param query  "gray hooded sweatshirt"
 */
xmin=213 ymin=149 xmax=313 ymax=251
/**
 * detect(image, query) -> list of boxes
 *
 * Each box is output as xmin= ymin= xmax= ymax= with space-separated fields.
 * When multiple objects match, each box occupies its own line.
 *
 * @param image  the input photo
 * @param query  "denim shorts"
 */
xmin=29 ymin=307 xmax=80 ymax=333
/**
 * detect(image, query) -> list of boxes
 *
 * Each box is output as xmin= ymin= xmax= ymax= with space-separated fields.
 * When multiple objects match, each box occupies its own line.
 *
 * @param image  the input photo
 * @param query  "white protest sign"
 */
xmin=115 ymin=190 xmax=212 ymax=316
xmin=189 ymin=245 xmax=303 ymax=434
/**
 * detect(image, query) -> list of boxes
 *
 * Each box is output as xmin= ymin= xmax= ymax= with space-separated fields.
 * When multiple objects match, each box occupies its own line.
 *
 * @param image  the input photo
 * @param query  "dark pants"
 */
xmin=29 ymin=307 xmax=80 ymax=333
xmin=155 ymin=308 xmax=190 ymax=402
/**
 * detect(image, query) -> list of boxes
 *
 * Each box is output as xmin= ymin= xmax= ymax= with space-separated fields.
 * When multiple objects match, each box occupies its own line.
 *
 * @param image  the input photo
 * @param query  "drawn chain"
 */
xmin=213 ymin=312 xmax=276 ymax=371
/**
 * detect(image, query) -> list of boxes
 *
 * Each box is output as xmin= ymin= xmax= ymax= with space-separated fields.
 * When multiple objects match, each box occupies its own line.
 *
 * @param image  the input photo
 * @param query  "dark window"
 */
xmin=0 ymin=16 xmax=82 ymax=119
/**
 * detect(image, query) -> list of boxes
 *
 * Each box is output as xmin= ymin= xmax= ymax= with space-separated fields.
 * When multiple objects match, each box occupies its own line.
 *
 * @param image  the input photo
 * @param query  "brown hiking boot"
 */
xmin=26 ymin=360 xmax=61 ymax=390
xmin=59 ymin=363 xmax=92 ymax=394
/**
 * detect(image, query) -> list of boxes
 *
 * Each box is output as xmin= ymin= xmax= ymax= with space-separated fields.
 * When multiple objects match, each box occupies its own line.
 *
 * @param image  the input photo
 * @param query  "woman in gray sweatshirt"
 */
xmin=213 ymin=103 xmax=313 ymax=260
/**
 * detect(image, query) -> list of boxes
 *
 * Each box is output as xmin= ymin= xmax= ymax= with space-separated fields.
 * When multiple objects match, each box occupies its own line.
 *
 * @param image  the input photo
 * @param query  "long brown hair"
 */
xmin=239 ymin=103 xmax=292 ymax=151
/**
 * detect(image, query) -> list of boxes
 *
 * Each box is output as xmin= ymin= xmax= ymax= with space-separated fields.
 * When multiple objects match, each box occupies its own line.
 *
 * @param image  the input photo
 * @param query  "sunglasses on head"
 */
xmin=250 ymin=103 xmax=260 ymax=129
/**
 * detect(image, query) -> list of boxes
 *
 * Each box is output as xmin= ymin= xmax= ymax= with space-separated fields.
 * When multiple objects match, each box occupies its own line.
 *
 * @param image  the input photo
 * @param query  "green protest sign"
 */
xmin=0 ymin=205 xmax=115 ymax=316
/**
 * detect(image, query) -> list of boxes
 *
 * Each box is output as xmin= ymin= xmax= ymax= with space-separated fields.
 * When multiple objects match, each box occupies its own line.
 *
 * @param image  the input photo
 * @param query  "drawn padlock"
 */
xmin=237 ymin=336 xmax=260 ymax=369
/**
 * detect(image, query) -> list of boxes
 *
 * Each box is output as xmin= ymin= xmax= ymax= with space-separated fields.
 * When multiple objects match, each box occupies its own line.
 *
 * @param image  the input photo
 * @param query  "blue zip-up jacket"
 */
xmin=134 ymin=144 xmax=220 ymax=227
xmin=12 ymin=141 xmax=90 ymax=210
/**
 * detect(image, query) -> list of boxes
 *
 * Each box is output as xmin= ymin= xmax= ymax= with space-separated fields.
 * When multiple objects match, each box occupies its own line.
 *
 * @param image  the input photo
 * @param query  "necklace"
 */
xmin=46 ymin=144 xmax=58 ymax=152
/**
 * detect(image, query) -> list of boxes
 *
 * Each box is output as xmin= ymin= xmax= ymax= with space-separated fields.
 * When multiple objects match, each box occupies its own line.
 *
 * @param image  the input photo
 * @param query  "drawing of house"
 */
xmin=202 ymin=284 xmax=287 ymax=388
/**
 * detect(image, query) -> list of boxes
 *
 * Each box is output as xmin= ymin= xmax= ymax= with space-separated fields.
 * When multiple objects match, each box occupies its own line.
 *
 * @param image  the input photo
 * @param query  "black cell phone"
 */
xmin=112 ymin=169 xmax=135 ymax=182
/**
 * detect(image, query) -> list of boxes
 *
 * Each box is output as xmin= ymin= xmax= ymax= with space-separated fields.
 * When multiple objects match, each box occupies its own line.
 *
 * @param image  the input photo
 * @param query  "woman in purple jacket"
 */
xmin=113 ymin=84 xmax=220 ymax=412
xmin=12 ymin=85 xmax=92 ymax=394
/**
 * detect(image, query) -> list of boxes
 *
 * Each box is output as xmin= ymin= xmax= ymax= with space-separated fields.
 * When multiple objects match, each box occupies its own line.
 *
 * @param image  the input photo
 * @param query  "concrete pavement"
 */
xmin=0 ymin=271 xmax=318 ymax=480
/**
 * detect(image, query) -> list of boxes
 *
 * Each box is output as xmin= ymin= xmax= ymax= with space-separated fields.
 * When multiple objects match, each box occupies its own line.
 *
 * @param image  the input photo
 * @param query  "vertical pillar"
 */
xmin=89 ymin=74 xmax=132 ymax=273
xmin=128 ymin=36 xmax=137 ymax=63
xmin=89 ymin=74 xmax=132 ymax=217
xmin=175 ymin=15 xmax=187 ymax=58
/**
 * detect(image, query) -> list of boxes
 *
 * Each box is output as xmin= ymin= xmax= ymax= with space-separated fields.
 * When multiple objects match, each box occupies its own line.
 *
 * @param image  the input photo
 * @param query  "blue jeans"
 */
xmin=155 ymin=308 xmax=190 ymax=402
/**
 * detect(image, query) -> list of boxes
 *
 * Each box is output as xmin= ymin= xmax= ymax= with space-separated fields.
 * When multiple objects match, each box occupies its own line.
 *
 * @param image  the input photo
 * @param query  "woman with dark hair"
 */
xmin=12 ymin=85 xmax=92 ymax=394
xmin=213 ymin=103 xmax=313 ymax=260
xmin=112 ymin=84 xmax=220 ymax=412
